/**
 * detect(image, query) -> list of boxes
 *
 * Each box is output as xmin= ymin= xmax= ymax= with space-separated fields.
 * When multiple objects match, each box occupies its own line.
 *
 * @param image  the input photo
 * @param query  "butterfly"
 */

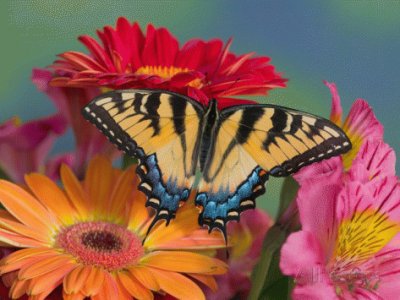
xmin=82 ymin=89 xmax=351 ymax=239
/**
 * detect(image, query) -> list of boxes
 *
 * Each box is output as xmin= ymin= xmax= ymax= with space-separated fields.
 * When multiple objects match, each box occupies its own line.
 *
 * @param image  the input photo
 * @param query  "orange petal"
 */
xmin=10 ymin=279 xmax=29 ymax=299
xmin=60 ymin=164 xmax=89 ymax=220
xmin=63 ymin=265 xmax=88 ymax=294
xmin=91 ymin=273 xmax=118 ymax=300
xmin=2 ymin=270 xmax=17 ymax=287
xmin=1 ymin=254 xmax=47 ymax=275
xmin=188 ymin=273 xmax=218 ymax=292
xmin=0 ymin=180 xmax=56 ymax=235
xmin=0 ymin=249 xmax=56 ymax=275
xmin=1 ymin=248 xmax=54 ymax=265
xmin=82 ymin=266 xmax=105 ymax=296
xmin=18 ymin=253 xmax=73 ymax=280
xmin=158 ymin=229 xmax=225 ymax=250
xmin=84 ymin=156 xmax=113 ymax=215
xmin=115 ymin=277 xmax=135 ymax=300
xmin=27 ymin=261 xmax=75 ymax=295
xmin=0 ymin=228 xmax=46 ymax=248
xmin=25 ymin=173 xmax=76 ymax=225
xmin=128 ymin=266 xmax=159 ymax=291
xmin=108 ymin=166 xmax=136 ymax=221
xmin=116 ymin=271 xmax=153 ymax=300
xmin=141 ymin=251 xmax=227 ymax=275
xmin=0 ymin=209 xmax=18 ymax=222
xmin=144 ymin=201 xmax=199 ymax=249
xmin=148 ymin=268 xmax=205 ymax=300
xmin=128 ymin=188 xmax=149 ymax=232
xmin=0 ymin=214 xmax=50 ymax=244
xmin=63 ymin=291 xmax=85 ymax=300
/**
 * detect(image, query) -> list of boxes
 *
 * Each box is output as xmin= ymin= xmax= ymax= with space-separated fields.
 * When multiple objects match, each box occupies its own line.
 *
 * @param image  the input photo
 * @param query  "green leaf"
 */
xmin=121 ymin=154 xmax=138 ymax=169
xmin=277 ymin=176 xmax=299 ymax=218
xmin=249 ymin=176 xmax=299 ymax=300
xmin=259 ymin=248 xmax=294 ymax=299
xmin=248 ymin=225 xmax=288 ymax=300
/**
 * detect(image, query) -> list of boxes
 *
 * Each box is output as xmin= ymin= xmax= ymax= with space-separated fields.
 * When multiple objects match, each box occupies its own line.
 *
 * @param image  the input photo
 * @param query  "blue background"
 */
xmin=1 ymin=1 xmax=399 ymax=216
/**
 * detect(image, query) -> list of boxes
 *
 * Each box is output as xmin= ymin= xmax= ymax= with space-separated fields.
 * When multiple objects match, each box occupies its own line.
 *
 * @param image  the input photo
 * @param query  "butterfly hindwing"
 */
xmin=196 ymin=104 xmax=351 ymax=231
xmin=83 ymin=89 xmax=204 ymax=224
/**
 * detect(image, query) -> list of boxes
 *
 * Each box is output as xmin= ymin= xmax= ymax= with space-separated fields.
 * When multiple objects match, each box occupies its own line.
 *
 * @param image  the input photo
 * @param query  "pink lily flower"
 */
xmin=281 ymin=84 xmax=400 ymax=298
xmin=0 ymin=115 xmax=68 ymax=183
xmin=281 ymin=173 xmax=400 ymax=299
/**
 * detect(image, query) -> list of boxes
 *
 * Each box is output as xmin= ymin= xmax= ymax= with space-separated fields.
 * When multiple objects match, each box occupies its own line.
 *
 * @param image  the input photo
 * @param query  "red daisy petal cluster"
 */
xmin=50 ymin=17 xmax=286 ymax=109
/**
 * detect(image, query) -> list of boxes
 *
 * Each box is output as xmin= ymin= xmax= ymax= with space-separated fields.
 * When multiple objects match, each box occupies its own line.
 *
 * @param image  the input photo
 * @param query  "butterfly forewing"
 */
xmin=220 ymin=104 xmax=351 ymax=176
xmin=83 ymin=89 xmax=204 ymax=225
xmin=196 ymin=104 xmax=351 ymax=231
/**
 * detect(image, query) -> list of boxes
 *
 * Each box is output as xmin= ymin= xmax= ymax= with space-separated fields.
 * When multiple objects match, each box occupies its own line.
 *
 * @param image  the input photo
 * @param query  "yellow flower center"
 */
xmin=56 ymin=221 xmax=144 ymax=271
xmin=135 ymin=65 xmax=203 ymax=88
xmin=330 ymin=209 xmax=399 ymax=294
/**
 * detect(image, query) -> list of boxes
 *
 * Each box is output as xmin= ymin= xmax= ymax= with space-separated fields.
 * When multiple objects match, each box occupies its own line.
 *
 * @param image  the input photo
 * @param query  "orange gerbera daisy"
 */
xmin=0 ymin=156 xmax=227 ymax=300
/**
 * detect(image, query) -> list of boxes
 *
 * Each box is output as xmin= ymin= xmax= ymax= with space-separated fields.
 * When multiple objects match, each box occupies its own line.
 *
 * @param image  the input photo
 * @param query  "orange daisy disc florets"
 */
xmin=57 ymin=221 xmax=144 ymax=271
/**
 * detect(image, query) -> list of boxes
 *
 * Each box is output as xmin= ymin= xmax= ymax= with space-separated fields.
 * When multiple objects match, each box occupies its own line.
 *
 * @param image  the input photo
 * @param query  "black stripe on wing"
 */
xmin=220 ymin=104 xmax=352 ymax=177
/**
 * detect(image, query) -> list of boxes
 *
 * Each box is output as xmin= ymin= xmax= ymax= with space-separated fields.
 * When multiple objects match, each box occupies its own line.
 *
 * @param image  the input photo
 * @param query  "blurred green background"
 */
xmin=1 ymin=1 xmax=399 ymax=217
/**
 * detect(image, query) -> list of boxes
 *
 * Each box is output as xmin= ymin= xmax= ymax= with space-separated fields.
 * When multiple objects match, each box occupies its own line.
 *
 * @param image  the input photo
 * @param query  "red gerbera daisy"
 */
xmin=50 ymin=17 xmax=286 ymax=109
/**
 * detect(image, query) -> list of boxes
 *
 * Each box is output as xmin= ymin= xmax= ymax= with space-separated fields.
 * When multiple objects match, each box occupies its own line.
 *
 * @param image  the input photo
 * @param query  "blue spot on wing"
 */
xmin=136 ymin=152 xmax=190 ymax=226
xmin=195 ymin=167 xmax=268 ymax=233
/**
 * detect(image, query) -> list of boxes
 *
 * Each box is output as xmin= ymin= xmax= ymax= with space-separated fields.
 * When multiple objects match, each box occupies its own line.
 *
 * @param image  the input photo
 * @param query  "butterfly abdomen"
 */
xmin=199 ymin=99 xmax=219 ymax=171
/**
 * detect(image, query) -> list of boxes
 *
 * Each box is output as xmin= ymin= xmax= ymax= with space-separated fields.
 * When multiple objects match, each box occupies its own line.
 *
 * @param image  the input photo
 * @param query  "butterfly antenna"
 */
xmin=142 ymin=215 xmax=161 ymax=245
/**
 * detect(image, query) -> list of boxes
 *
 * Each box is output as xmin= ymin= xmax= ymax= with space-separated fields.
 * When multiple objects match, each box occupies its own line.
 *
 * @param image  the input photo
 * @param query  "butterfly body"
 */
xmin=82 ymin=89 xmax=351 ymax=236
xmin=199 ymin=99 xmax=219 ymax=171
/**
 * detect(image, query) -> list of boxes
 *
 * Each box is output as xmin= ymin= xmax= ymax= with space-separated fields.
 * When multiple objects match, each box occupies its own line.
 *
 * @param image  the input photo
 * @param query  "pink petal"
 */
xmin=344 ymin=99 xmax=384 ymax=142
xmin=294 ymin=156 xmax=343 ymax=187
xmin=349 ymin=140 xmax=396 ymax=182
xmin=280 ymin=231 xmax=326 ymax=282
xmin=45 ymin=152 xmax=75 ymax=180
xmin=296 ymin=180 xmax=341 ymax=252
xmin=323 ymin=81 xmax=342 ymax=126
xmin=337 ymin=178 xmax=400 ymax=223
xmin=0 ymin=114 xmax=67 ymax=183
xmin=292 ymin=282 xmax=337 ymax=300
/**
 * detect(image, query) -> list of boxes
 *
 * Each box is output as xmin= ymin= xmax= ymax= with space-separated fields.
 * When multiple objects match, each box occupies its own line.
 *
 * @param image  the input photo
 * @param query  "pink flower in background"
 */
xmin=205 ymin=209 xmax=273 ymax=300
xmin=0 ymin=115 xmax=68 ymax=183
xmin=32 ymin=69 xmax=119 ymax=177
xmin=281 ymin=85 xmax=400 ymax=299
xmin=324 ymin=81 xmax=383 ymax=170
xmin=281 ymin=174 xmax=400 ymax=299
xmin=49 ymin=17 xmax=286 ymax=109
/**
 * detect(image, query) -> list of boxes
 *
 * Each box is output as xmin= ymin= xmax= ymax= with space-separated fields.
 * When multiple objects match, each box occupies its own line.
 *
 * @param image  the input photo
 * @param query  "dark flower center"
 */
xmin=81 ymin=230 xmax=122 ymax=252
xmin=56 ymin=221 xmax=144 ymax=270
